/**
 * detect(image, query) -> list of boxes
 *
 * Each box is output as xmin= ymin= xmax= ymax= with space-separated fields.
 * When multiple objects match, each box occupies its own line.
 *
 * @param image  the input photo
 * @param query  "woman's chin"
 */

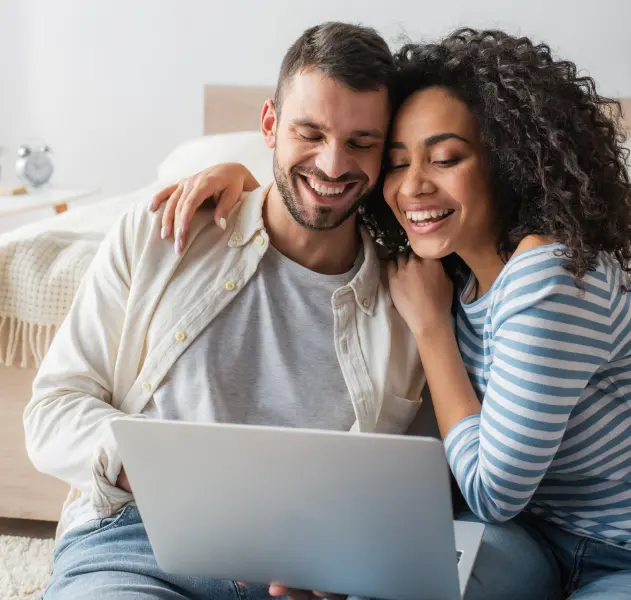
xmin=408 ymin=236 xmax=455 ymax=260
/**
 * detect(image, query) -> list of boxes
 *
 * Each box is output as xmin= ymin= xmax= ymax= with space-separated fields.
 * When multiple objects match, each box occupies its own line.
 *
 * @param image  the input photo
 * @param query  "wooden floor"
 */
xmin=0 ymin=517 xmax=56 ymax=539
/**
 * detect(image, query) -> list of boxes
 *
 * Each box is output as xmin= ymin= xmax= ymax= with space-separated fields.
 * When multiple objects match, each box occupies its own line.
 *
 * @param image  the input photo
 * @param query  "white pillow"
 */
xmin=157 ymin=131 xmax=274 ymax=186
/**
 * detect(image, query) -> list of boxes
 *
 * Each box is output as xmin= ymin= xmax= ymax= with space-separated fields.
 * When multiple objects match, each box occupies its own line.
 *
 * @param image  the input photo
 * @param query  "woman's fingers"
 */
xmin=161 ymin=183 xmax=184 ymax=239
xmin=150 ymin=183 xmax=178 ymax=212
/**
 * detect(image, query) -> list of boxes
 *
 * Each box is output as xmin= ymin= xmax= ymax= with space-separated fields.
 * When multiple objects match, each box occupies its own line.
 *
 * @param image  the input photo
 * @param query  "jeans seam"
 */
xmin=53 ymin=504 xmax=134 ymax=563
xmin=565 ymin=537 xmax=590 ymax=597
xmin=232 ymin=581 xmax=245 ymax=600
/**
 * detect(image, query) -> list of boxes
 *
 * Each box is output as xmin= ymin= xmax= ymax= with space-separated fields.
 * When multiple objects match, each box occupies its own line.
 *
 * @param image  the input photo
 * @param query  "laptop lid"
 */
xmin=112 ymin=419 xmax=476 ymax=600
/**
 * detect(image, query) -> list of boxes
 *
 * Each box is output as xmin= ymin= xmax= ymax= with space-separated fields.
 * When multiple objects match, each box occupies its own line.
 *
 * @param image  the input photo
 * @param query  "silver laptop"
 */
xmin=111 ymin=419 xmax=484 ymax=600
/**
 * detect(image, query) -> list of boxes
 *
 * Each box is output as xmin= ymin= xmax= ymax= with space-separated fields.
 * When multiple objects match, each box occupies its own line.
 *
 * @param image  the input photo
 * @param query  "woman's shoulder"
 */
xmin=492 ymin=237 xmax=619 ymax=313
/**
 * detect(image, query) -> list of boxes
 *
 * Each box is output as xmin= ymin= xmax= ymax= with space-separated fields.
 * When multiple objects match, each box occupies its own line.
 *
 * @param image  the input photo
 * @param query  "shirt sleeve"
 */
xmin=444 ymin=254 xmax=615 ymax=522
xmin=23 ymin=203 xmax=147 ymax=516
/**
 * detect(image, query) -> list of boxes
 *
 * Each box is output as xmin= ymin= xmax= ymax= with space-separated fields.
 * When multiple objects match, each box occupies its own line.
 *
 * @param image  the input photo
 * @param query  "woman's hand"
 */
xmin=150 ymin=162 xmax=260 ymax=254
xmin=387 ymin=253 xmax=454 ymax=340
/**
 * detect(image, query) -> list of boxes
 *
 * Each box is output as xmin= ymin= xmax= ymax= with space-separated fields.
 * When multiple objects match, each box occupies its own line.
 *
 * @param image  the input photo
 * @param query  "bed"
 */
xmin=1 ymin=87 xmax=630 ymax=522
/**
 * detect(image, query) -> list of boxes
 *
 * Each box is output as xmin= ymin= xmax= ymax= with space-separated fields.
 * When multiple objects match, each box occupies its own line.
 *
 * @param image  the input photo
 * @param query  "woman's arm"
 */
xmin=389 ymin=253 xmax=614 ymax=523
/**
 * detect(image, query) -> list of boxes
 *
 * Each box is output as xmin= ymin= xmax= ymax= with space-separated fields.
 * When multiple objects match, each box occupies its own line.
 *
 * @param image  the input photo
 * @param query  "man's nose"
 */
xmin=314 ymin=142 xmax=353 ymax=180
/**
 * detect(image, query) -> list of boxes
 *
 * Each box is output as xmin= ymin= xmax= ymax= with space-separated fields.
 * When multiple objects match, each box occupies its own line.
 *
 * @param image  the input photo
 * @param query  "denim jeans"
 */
xmin=517 ymin=512 xmax=631 ymax=599
xmin=43 ymin=505 xmax=631 ymax=599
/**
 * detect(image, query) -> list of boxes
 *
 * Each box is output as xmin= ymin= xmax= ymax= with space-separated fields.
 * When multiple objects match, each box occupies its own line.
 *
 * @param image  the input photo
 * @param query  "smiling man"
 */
xmin=25 ymin=22 xmax=425 ymax=600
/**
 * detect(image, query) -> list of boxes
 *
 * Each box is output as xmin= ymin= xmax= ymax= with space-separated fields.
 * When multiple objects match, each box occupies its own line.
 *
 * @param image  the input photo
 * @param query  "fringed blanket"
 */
xmin=0 ymin=231 xmax=102 ymax=367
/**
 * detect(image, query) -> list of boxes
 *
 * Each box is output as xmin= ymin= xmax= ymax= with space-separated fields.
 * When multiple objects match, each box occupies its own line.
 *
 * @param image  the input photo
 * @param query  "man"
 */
xmin=24 ymin=22 xmax=424 ymax=600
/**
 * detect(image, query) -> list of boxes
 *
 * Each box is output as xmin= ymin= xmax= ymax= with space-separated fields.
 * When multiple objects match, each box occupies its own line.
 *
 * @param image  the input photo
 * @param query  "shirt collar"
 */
xmin=229 ymin=183 xmax=381 ymax=315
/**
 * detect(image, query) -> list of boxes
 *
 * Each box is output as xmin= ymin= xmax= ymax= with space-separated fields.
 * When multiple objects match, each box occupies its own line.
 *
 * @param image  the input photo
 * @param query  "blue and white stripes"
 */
xmin=445 ymin=244 xmax=631 ymax=546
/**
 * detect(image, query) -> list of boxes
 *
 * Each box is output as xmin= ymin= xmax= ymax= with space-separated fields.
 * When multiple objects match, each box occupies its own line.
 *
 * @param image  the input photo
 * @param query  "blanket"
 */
xmin=0 ymin=231 xmax=102 ymax=367
xmin=0 ymin=182 xmax=161 ymax=368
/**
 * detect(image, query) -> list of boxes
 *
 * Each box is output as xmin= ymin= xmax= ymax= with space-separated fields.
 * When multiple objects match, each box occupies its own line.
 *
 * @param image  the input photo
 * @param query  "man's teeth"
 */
xmin=308 ymin=179 xmax=347 ymax=196
xmin=405 ymin=208 xmax=452 ymax=223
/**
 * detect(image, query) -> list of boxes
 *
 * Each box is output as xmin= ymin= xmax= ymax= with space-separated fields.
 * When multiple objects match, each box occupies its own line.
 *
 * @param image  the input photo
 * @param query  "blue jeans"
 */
xmin=44 ymin=505 xmax=631 ymax=599
xmin=460 ymin=510 xmax=631 ymax=600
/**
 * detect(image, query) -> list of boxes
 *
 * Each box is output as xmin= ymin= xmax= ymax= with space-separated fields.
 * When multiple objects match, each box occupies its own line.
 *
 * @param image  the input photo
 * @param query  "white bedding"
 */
xmin=0 ymin=181 xmax=163 ymax=368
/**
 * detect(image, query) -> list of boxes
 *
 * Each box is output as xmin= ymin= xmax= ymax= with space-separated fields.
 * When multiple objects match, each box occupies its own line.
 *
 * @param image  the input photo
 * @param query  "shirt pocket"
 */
xmin=375 ymin=392 xmax=422 ymax=434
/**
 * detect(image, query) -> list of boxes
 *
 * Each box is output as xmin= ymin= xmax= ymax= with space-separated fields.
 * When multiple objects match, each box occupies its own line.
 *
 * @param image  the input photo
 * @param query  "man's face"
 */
xmin=262 ymin=69 xmax=389 ymax=231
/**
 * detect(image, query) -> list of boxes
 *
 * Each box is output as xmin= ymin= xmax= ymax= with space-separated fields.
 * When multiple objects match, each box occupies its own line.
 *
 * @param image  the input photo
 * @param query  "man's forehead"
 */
xmin=280 ymin=71 xmax=389 ymax=133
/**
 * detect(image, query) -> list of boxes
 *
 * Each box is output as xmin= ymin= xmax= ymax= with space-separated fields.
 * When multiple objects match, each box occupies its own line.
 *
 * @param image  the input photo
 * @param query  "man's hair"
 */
xmin=273 ymin=22 xmax=395 ymax=114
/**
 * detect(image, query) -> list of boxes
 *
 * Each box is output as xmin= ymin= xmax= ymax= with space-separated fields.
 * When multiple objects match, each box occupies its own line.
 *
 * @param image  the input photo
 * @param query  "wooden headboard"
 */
xmin=203 ymin=85 xmax=631 ymax=138
xmin=204 ymin=85 xmax=275 ymax=134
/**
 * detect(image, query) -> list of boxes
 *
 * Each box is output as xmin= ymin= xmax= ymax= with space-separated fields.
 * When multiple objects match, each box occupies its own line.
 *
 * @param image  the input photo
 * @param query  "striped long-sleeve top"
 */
xmin=445 ymin=243 xmax=631 ymax=547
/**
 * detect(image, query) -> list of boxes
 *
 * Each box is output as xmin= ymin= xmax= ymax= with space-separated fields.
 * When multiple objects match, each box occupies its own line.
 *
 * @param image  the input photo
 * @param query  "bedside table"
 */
xmin=0 ymin=188 xmax=99 ymax=233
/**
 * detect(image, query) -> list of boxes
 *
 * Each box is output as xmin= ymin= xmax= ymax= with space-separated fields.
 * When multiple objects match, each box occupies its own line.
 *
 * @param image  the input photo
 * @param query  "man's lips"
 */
xmin=296 ymin=174 xmax=361 ymax=205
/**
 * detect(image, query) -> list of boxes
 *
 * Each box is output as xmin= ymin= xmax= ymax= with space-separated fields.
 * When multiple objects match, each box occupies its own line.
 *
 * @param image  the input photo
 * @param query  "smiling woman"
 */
xmin=382 ymin=28 xmax=631 ymax=600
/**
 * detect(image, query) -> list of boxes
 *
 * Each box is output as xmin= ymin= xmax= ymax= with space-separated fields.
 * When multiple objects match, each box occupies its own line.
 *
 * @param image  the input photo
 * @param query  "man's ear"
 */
xmin=261 ymin=100 xmax=277 ymax=149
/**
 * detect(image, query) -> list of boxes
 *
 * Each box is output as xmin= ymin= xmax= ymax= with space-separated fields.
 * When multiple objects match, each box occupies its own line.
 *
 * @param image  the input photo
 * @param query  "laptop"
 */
xmin=111 ymin=419 xmax=484 ymax=600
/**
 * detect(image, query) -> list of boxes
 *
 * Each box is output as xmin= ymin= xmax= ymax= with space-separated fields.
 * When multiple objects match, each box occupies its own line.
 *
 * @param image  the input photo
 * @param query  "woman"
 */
xmin=153 ymin=29 xmax=631 ymax=599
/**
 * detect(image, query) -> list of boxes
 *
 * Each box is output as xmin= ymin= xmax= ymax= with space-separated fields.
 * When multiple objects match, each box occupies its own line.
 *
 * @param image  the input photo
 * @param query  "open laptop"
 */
xmin=111 ymin=419 xmax=484 ymax=600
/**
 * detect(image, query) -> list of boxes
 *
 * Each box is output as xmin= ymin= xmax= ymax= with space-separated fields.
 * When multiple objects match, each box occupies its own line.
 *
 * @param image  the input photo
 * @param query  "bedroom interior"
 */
xmin=1 ymin=1 xmax=631 ymax=598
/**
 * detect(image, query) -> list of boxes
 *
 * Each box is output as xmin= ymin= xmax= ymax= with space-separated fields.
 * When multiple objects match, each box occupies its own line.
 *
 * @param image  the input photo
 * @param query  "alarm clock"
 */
xmin=16 ymin=144 xmax=54 ymax=188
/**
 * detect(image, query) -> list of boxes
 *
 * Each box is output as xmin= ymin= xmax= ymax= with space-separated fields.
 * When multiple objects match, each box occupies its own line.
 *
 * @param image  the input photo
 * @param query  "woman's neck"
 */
xmin=458 ymin=242 xmax=508 ymax=300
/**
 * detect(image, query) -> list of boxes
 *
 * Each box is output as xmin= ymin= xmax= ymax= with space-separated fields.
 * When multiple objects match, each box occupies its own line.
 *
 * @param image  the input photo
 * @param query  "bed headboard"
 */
xmin=203 ymin=85 xmax=631 ymax=138
xmin=204 ymin=85 xmax=275 ymax=134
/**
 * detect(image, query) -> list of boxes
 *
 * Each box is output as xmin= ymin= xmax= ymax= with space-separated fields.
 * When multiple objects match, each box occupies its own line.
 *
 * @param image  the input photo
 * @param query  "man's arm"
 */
xmin=24 ymin=206 xmax=144 ymax=511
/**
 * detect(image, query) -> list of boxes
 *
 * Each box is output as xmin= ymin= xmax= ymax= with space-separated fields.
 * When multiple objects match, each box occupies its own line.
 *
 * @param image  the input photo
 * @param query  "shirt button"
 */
xmin=174 ymin=331 xmax=187 ymax=342
xmin=234 ymin=233 xmax=243 ymax=243
xmin=362 ymin=298 xmax=370 ymax=308
xmin=255 ymin=235 xmax=265 ymax=246
xmin=141 ymin=381 xmax=152 ymax=391
xmin=224 ymin=280 xmax=237 ymax=291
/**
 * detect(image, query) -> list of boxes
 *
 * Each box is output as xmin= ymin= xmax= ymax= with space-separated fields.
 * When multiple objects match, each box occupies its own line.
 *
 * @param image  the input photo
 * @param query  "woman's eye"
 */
xmin=389 ymin=162 xmax=409 ymax=171
xmin=433 ymin=158 xmax=460 ymax=167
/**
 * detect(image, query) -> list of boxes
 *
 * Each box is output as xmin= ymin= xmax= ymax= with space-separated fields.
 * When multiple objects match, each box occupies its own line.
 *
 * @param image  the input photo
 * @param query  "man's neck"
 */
xmin=263 ymin=185 xmax=360 ymax=275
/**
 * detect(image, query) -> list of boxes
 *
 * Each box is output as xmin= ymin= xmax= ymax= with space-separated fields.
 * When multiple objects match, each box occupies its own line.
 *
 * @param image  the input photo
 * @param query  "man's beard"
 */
xmin=273 ymin=151 xmax=372 ymax=231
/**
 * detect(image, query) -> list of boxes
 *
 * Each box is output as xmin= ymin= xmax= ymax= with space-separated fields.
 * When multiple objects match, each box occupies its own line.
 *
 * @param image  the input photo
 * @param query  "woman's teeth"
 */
xmin=307 ymin=179 xmax=347 ymax=196
xmin=405 ymin=208 xmax=453 ymax=226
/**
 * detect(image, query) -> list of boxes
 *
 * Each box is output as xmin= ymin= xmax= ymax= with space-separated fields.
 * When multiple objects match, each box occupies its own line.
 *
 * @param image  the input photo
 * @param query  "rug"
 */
xmin=0 ymin=534 xmax=53 ymax=599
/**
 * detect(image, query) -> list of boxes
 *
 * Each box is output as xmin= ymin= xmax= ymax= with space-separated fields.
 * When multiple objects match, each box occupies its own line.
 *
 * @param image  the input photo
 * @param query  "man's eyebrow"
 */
xmin=388 ymin=133 xmax=471 ymax=150
xmin=350 ymin=129 xmax=385 ymax=139
xmin=291 ymin=120 xmax=384 ymax=139
xmin=292 ymin=119 xmax=326 ymax=131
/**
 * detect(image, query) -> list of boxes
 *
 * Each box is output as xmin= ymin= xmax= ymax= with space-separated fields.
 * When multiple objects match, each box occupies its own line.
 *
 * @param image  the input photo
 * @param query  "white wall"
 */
xmin=0 ymin=1 xmax=32 ymax=183
xmin=3 ymin=0 xmax=631 ymax=194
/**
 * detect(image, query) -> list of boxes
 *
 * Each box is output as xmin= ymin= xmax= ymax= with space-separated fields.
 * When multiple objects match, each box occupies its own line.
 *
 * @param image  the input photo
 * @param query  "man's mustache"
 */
xmin=292 ymin=166 xmax=366 ymax=184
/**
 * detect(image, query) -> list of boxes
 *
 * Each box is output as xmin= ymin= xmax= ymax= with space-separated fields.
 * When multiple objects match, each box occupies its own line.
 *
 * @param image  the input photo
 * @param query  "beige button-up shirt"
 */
xmin=24 ymin=185 xmax=425 ymax=538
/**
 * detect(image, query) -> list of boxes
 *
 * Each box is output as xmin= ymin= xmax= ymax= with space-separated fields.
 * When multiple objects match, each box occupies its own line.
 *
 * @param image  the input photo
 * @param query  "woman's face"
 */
xmin=383 ymin=86 xmax=495 ymax=260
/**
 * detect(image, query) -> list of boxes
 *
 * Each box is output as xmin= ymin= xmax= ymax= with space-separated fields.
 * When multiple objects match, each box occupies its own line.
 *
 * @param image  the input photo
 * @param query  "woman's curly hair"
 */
xmin=361 ymin=28 xmax=631 ymax=289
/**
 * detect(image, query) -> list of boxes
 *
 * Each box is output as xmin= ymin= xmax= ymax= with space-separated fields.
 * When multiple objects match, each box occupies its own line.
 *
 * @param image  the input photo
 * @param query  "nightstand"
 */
xmin=0 ymin=188 xmax=99 ymax=233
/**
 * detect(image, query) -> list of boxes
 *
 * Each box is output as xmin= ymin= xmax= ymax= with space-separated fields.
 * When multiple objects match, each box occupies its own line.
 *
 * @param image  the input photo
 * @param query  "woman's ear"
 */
xmin=261 ymin=100 xmax=277 ymax=149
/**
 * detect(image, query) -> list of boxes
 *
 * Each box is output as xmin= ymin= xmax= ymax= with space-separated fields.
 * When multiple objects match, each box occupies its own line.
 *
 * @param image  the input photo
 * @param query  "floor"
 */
xmin=0 ymin=517 xmax=56 ymax=539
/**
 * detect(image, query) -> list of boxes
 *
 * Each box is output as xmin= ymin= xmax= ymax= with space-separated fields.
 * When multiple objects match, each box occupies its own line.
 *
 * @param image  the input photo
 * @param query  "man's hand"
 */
xmin=269 ymin=583 xmax=346 ymax=600
xmin=237 ymin=581 xmax=345 ymax=600
xmin=116 ymin=466 xmax=132 ymax=493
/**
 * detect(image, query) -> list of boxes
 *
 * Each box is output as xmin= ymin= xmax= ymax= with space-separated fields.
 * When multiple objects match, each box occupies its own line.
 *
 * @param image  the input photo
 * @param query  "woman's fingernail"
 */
xmin=148 ymin=202 xmax=155 ymax=212
xmin=175 ymin=229 xmax=183 ymax=255
xmin=219 ymin=217 xmax=227 ymax=231
xmin=161 ymin=226 xmax=168 ymax=239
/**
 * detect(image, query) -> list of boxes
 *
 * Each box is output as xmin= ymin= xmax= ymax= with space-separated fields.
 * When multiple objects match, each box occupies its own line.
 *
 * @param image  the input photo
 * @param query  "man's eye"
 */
xmin=299 ymin=133 xmax=322 ymax=142
xmin=350 ymin=141 xmax=374 ymax=151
